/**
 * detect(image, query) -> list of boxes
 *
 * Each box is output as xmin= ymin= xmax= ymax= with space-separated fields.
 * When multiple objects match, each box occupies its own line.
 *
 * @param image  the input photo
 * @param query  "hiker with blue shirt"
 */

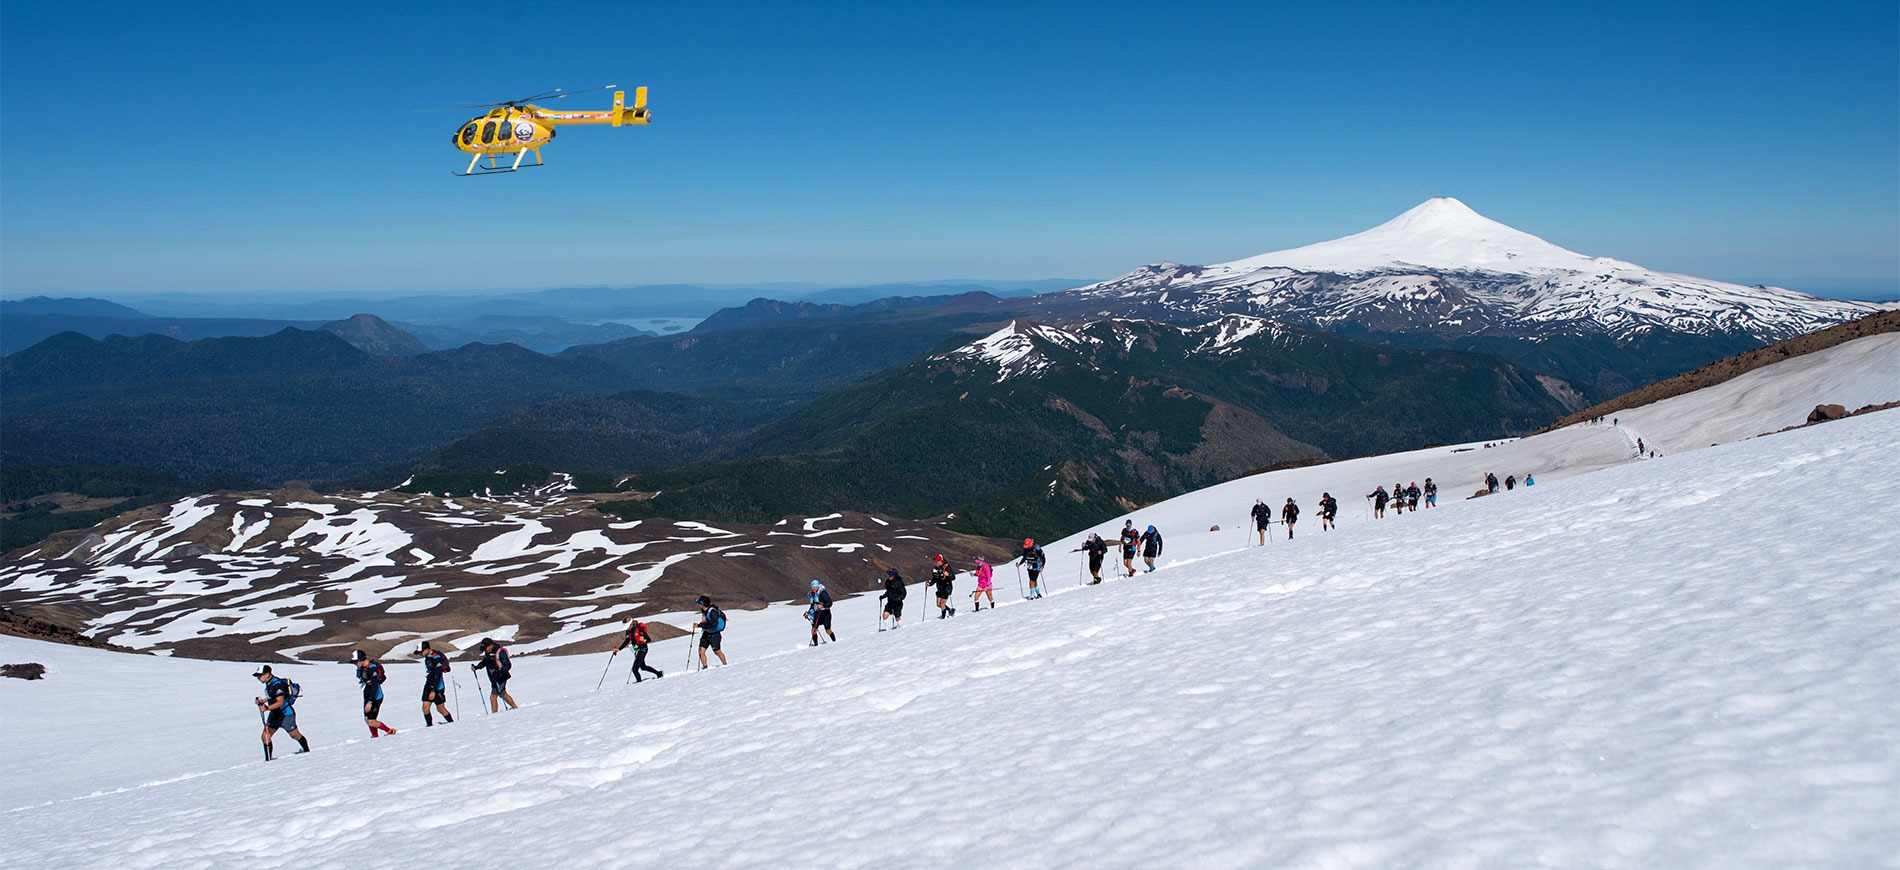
xmin=352 ymin=649 xmax=397 ymax=738
xmin=416 ymin=641 xmax=454 ymax=726
xmin=252 ymin=665 xmax=310 ymax=761
xmin=692 ymin=596 xmax=729 ymax=668
xmin=807 ymin=580 xmax=836 ymax=646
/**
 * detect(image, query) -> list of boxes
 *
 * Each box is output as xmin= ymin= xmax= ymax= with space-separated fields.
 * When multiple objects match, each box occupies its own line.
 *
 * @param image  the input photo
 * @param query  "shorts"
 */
xmin=699 ymin=631 xmax=722 ymax=652
xmin=423 ymin=681 xmax=446 ymax=703
xmin=365 ymin=696 xmax=384 ymax=719
xmin=886 ymin=598 xmax=904 ymax=618
xmin=812 ymin=609 xmax=832 ymax=630
xmin=489 ymin=673 xmax=509 ymax=695
xmin=1122 ymin=546 xmax=1136 ymax=559
xmin=266 ymin=707 xmax=297 ymax=732
xmin=934 ymin=583 xmax=952 ymax=598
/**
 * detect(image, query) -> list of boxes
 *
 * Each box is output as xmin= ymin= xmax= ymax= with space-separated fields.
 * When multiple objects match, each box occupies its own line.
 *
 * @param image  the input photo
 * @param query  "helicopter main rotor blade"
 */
xmin=457 ymin=84 xmax=615 ymax=110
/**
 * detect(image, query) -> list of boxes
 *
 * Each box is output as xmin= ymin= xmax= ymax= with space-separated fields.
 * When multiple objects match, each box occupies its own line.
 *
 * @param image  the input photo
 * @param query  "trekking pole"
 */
xmin=451 ymin=677 xmax=461 ymax=721
xmin=1077 ymin=553 xmax=1085 ymax=586
xmin=1015 ymin=563 xmax=1025 ymax=599
xmin=685 ymin=627 xmax=698 ymax=672
xmin=594 ymin=649 xmax=617 ymax=691
xmin=471 ymin=667 xmax=488 ymax=715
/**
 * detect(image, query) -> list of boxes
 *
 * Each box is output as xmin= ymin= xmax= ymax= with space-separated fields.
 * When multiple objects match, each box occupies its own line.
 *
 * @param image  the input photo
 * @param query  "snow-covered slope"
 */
xmin=1028 ymin=198 xmax=1889 ymax=342
xmin=3 ymin=399 xmax=1896 ymax=866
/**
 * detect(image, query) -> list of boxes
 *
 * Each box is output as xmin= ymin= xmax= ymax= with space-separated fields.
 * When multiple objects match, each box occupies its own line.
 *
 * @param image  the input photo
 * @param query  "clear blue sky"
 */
xmin=2 ymin=1 xmax=1895 ymax=297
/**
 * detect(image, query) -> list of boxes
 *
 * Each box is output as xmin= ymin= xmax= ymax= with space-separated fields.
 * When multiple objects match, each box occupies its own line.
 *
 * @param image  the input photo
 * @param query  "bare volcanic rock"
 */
xmin=1807 ymin=404 xmax=1849 ymax=423
xmin=0 ymin=483 xmax=1015 ymax=661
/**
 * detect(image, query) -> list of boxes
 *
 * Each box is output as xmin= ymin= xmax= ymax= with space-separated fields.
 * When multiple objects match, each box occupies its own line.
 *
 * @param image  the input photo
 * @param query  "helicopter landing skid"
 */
xmin=454 ymin=148 xmax=544 ymax=177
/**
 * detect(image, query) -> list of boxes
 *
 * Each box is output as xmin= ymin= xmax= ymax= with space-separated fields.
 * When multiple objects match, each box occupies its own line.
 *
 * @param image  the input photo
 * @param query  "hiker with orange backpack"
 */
xmin=614 ymin=617 xmax=665 ymax=682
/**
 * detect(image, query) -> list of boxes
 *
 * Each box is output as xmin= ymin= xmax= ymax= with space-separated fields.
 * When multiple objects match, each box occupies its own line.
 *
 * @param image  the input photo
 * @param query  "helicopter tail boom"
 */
xmin=534 ymin=87 xmax=649 ymax=127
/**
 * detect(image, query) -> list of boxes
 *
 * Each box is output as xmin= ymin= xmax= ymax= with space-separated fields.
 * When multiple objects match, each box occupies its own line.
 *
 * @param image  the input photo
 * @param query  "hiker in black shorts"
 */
xmin=252 ymin=665 xmax=309 ymax=761
xmin=692 ymin=596 xmax=729 ymax=668
xmin=930 ymin=554 xmax=956 ymax=618
xmin=879 ymin=568 xmax=907 ymax=629
xmin=353 ymin=649 xmax=397 ymax=738
xmin=472 ymin=638 xmax=518 ymax=713
xmin=1251 ymin=499 xmax=1273 ymax=545
xmin=1075 ymin=533 xmax=1109 ymax=584
xmin=614 ymin=618 xmax=664 ymax=682
xmin=1119 ymin=520 xmax=1140 ymax=577
xmin=807 ymin=579 xmax=837 ymax=645
xmin=416 ymin=641 xmax=453 ymax=726
xmin=1280 ymin=498 xmax=1299 ymax=539
xmin=1319 ymin=493 xmax=1337 ymax=530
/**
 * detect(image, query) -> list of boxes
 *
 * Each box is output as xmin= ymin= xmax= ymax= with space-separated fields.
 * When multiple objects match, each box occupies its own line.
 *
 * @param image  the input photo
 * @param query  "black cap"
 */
xmin=479 ymin=637 xmax=494 ymax=649
xmin=693 ymin=595 xmax=710 ymax=606
xmin=415 ymin=641 xmax=432 ymax=653
xmin=252 ymin=665 xmax=272 ymax=676
xmin=886 ymin=568 xmax=899 ymax=577
xmin=352 ymin=649 xmax=366 ymax=661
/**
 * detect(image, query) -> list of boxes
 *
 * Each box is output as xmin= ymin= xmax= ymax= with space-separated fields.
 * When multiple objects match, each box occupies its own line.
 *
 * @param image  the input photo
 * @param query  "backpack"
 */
xmin=632 ymin=622 xmax=650 ymax=646
xmin=272 ymin=677 xmax=301 ymax=706
xmin=708 ymin=607 xmax=727 ymax=633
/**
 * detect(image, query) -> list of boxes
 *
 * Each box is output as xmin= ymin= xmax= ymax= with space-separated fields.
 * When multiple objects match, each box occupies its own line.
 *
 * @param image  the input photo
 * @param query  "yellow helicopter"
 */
xmin=451 ymin=85 xmax=649 ymax=176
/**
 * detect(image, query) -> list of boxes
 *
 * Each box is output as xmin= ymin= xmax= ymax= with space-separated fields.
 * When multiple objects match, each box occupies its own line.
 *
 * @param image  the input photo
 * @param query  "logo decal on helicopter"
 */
xmin=514 ymin=121 xmax=536 ymax=141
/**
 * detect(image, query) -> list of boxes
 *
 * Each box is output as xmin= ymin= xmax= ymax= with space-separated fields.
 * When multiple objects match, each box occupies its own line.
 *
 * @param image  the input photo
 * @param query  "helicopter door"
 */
xmin=460 ymin=124 xmax=477 ymax=146
xmin=480 ymin=121 xmax=497 ymax=145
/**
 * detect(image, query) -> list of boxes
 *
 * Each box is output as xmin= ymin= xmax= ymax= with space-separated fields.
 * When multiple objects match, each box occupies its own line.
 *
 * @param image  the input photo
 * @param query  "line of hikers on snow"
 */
xmin=248 ymin=470 xmax=1540 ymax=760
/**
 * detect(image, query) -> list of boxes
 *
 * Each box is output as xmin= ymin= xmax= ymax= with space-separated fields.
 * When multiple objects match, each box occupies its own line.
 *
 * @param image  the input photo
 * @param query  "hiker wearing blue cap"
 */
xmin=807 ymin=579 xmax=836 ymax=646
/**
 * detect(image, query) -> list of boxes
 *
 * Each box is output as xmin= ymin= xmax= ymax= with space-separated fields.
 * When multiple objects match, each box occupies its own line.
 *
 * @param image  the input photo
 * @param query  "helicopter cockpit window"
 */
xmin=460 ymin=124 xmax=477 ymax=146
xmin=481 ymin=121 xmax=496 ymax=145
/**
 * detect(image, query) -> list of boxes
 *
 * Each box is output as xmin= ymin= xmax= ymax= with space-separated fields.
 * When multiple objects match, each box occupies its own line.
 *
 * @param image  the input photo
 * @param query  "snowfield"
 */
xmin=2 ymin=394 xmax=1896 ymax=866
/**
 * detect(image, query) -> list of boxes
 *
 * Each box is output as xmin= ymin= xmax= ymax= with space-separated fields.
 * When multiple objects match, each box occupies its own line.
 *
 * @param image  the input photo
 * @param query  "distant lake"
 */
xmin=590 ymin=317 xmax=702 ymax=333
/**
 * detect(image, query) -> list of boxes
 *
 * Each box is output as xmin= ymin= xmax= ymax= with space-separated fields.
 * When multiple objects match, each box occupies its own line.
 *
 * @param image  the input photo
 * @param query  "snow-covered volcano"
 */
xmin=1026 ymin=197 xmax=1888 ymax=343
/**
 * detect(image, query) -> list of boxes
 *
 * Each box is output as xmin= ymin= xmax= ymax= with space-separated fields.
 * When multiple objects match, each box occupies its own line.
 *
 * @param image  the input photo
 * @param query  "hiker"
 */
xmin=930 ymin=554 xmax=957 ymax=619
xmin=613 ymin=618 xmax=664 ymax=682
xmin=1486 ymin=472 xmax=1499 ymax=494
xmin=691 ymin=597 xmax=729 ymax=668
xmin=252 ymin=665 xmax=309 ymax=761
xmin=1319 ymin=493 xmax=1337 ymax=531
xmin=1636 ymin=438 xmax=1644 ymax=455
xmin=879 ymin=568 xmax=907 ymax=629
xmin=1280 ymin=498 xmax=1299 ymax=539
xmin=970 ymin=558 xmax=996 ymax=611
xmin=1251 ymin=498 xmax=1273 ymax=545
xmin=1075 ymin=533 xmax=1110 ymax=583
xmin=1505 ymin=474 xmax=1517 ymax=491
xmin=352 ymin=649 xmax=397 ymax=738
xmin=1016 ymin=539 xmax=1047 ymax=599
xmin=472 ymin=638 xmax=519 ymax=712
xmin=417 ymin=641 xmax=454 ymax=726
xmin=1368 ymin=485 xmax=1388 ymax=518
xmin=807 ymin=579 xmax=837 ymax=645
xmin=1392 ymin=482 xmax=1406 ymax=513
xmin=1119 ymin=521 xmax=1140 ymax=577
xmin=1423 ymin=478 xmax=1438 ymax=508
xmin=1406 ymin=482 xmax=1421 ymax=512
xmin=1139 ymin=525 xmax=1163 ymax=573
xmin=1524 ymin=474 xmax=1535 ymax=486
